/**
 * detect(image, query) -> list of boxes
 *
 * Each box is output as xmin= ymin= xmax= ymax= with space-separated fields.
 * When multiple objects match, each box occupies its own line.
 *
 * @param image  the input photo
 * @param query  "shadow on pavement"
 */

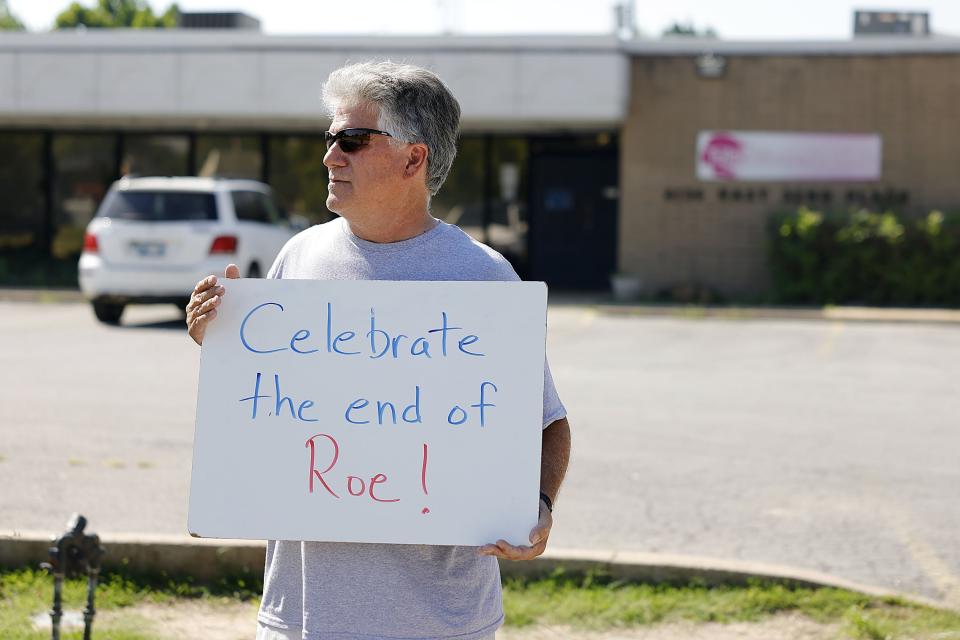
xmin=119 ymin=318 xmax=186 ymax=330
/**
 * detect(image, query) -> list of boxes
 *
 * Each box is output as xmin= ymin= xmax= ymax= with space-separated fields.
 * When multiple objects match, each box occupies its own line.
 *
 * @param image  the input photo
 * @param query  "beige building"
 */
xmin=3 ymin=33 xmax=960 ymax=297
xmin=620 ymin=39 xmax=960 ymax=298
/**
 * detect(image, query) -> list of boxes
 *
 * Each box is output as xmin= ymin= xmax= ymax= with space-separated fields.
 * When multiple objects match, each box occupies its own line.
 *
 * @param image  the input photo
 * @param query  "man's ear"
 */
xmin=404 ymin=143 xmax=429 ymax=177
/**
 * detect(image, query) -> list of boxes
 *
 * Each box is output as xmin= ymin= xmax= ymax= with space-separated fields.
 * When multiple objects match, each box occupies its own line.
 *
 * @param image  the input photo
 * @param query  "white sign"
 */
xmin=696 ymin=131 xmax=882 ymax=182
xmin=188 ymin=279 xmax=547 ymax=546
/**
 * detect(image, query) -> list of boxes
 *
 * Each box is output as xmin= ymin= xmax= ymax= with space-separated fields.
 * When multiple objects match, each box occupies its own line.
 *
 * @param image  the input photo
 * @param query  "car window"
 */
xmin=256 ymin=192 xmax=287 ymax=223
xmin=232 ymin=191 xmax=269 ymax=224
xmin=98 ymin=191 xmax=217 ymax=221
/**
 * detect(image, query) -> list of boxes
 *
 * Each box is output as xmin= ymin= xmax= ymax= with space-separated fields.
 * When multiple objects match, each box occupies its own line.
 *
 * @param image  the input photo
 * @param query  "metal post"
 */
xmin=83 ymin=568 xmax=98 ymax=640
xmin=49 ymin=570 xmax=64 ymax=640
xmin=83 ymin=534 xmax=104 ymax=640
xmin=41 ymin=514 xmax=106 ymax=640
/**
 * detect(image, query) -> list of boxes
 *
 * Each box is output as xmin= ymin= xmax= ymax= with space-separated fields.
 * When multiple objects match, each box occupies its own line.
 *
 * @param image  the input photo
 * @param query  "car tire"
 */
xmin=93 ymin=301 xmax=125 ymax=325
xmin=247 ymin=263 xmax=262 ymax=278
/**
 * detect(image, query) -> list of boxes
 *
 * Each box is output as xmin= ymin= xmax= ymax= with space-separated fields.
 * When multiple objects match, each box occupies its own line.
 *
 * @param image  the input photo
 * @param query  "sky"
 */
xmin=8 ymin=0 xmax=960 ymax=39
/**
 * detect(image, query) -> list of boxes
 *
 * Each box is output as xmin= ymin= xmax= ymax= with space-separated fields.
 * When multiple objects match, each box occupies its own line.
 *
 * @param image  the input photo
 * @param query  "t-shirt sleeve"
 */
xmin=542 ymin=356 xmax=566 ymax=429
xmin=266 ymin=242 xmax=288 ymax=279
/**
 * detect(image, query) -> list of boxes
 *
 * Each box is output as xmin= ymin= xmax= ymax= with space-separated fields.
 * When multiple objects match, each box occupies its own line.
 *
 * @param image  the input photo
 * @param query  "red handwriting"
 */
xmin=305 ymin=433 xmax=400 ymax=503
xmin=305 ymin=433 xmax=340 ymax=498
xmin=421 ymin=443 xmax=430 ymax=515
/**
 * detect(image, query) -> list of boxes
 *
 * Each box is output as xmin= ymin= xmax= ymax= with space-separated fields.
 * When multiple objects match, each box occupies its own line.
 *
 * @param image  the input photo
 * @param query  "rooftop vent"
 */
xmin=854 ymin=10 xmax=930 ymax=36
xmin=178 ymin=12 xmax=261 ymax=30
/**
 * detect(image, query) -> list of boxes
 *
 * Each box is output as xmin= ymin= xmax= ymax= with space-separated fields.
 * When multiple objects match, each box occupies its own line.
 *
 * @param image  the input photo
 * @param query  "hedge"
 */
xmin=768 ymin=207 xmax=960 ymax=306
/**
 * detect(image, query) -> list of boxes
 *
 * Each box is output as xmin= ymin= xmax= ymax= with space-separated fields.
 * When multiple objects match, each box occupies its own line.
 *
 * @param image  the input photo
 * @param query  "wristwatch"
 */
xmin=539 ymin=491 xmax=554 ymax=513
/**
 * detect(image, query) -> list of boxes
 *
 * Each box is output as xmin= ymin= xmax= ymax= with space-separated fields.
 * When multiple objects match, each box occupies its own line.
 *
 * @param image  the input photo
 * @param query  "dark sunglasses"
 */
xmin=324 ymin=128 xmax=393 ymax=153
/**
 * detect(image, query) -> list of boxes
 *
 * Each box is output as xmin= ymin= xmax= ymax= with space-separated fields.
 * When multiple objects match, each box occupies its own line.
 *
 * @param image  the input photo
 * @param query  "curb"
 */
xmin=3 ymin=287 xmax=960 ymax=325
xmin=0 ymin=288 xmax=85 ymax=304
xmin=584 ymin=302 xmax=960 ymax=325
xmin=1 ymin=533 xmax=952 ymax=612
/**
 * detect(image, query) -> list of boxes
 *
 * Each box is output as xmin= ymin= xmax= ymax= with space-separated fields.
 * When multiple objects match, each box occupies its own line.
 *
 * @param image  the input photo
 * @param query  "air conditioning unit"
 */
xmin=854 ymin=10 xmax=930 ymax=36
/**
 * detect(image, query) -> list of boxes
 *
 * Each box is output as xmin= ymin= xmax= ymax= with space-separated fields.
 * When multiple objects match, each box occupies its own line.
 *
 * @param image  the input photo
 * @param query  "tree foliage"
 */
xmin=0 ymin=0 xmax=26 ymax=31
xmin=55 ymin=0 xmax=179 ymax=29
xmin=662 ymin=21 xmax=718 ymax=38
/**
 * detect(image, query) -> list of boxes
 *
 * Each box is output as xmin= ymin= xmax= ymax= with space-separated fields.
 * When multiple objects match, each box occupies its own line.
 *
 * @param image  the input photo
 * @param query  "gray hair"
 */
xmin=322 ymin=61 xmax=461 ymax=195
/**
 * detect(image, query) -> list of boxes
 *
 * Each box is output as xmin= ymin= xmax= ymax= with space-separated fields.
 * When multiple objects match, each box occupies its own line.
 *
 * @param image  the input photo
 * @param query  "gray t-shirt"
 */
xmin=257 ymin=217 xmax=566 ymax=640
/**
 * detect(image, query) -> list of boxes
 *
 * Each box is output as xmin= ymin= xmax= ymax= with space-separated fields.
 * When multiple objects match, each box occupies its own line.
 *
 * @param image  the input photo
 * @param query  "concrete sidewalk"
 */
xmin=4 ymin=286 xmax=960 ymax=325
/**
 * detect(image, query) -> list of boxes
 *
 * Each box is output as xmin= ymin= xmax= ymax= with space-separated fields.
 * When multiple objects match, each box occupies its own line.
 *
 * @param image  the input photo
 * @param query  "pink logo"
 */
xmin=701 ymin=133 xmax=743 ymax=180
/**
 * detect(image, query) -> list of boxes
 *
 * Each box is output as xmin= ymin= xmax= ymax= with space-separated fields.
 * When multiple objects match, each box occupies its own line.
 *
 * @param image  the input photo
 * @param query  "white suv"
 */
xmin=79 ymin=176 xmax=301 ymax=324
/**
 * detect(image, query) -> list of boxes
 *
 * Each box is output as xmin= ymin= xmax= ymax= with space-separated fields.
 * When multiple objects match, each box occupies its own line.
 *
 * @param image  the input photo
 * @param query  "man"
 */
xmin=186 ymin=61 xmax=571 ymax=640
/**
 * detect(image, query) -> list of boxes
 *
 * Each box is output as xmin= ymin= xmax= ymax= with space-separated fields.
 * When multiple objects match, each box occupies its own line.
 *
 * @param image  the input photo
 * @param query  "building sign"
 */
xmin=696 ymin=131 xmax=882 ymax=182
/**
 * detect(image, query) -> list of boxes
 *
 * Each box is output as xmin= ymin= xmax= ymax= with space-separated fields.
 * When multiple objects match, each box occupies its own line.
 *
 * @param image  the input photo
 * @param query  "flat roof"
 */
xmin=0 ymin=31 xmax=623 ymax=54
xmin=3 ymin=30 xmax=960 ymax=57
xmin=624 ymin=34 xmax=960 ymax=56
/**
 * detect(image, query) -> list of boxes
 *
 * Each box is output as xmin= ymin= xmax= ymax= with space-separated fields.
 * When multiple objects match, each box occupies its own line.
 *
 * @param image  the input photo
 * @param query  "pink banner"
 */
xmin=696 ymin=131 xmax=882 ymax=182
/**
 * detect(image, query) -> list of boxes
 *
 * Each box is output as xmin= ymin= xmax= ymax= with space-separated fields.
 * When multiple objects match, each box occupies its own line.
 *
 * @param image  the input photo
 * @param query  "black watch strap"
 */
xmin=539 ymin=491 xmax=554 ymax=513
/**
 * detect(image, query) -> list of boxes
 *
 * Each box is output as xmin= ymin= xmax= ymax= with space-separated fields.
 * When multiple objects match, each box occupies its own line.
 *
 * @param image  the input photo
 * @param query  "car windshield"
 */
xmin=98 ymin=191 xmax=217 ymax=221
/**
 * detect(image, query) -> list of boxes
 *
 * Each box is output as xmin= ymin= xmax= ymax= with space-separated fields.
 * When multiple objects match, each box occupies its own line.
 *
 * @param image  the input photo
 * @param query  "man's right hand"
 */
xmin=186 ymin=263 xmax=240 ymax=345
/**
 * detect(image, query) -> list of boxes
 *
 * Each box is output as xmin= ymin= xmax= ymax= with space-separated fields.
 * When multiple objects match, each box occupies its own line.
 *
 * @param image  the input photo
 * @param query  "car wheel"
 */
xmin=93 ymin=301 xmax=125 ymax=325
xmin=247 ymin=263 xmax=262 ymax=278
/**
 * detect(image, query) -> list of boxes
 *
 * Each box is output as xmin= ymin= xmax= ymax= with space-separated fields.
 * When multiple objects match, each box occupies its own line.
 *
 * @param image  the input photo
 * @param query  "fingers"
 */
xmin=186 ymin=274 xmax=227 ymax=346
xmin=186 ymin=305 xmax=217 ymax=346
xmin=225 ymin=263 xmax=240 ymax=279
xmin=478 ymin=537 xmax=547 ymax=561
xmin=190 ymin=290 xmax=223 ymax=317
xmin=192 ymin=274 xmax=219 ymax=296
xmin=477 ymin=501 xmax=554 ymax=561
xmin=188 ymin=284 xmax=225 ymax=312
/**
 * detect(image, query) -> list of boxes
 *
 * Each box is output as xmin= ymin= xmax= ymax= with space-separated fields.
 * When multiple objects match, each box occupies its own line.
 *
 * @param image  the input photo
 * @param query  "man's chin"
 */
xmin=325 ymin=196 xmax=345 ymax=215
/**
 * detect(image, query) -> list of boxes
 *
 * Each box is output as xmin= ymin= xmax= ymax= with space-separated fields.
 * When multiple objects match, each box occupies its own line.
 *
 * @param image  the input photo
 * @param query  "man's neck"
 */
xmin=345 ymin=210 xmax=437 ymax=244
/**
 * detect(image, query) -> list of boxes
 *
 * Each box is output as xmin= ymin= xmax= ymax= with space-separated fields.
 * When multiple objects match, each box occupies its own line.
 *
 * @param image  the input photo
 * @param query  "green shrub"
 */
xmin=768 ymin=208 xmax=960 ymax=306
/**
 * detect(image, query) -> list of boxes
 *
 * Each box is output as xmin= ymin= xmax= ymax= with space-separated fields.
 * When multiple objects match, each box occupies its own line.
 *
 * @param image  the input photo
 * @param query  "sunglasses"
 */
xmin=324 ymin=128 xmax=393 ymax=153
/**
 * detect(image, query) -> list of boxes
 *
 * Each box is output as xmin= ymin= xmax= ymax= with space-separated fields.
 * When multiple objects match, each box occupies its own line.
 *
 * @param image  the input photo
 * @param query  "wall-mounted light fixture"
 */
xmin=695 ymin=52 xmax=727 ymax=78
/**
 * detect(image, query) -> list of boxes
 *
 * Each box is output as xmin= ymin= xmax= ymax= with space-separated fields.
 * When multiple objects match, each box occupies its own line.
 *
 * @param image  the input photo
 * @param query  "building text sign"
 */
xmin=188 ymin=279 xmax=547 ymax=546
xmin=697 ymin=131 xmax=882 ymax=182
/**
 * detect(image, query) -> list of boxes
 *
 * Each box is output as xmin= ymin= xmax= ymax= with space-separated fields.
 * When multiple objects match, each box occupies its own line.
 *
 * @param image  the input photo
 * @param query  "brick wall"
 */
xmin=620 ymin=53 xmax=960 ymax=298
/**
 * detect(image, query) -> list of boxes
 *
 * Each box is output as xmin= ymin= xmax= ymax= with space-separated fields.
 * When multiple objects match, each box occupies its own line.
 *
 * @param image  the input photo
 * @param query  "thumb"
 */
xmin=225 ymin=263 xmax=241 ymax=279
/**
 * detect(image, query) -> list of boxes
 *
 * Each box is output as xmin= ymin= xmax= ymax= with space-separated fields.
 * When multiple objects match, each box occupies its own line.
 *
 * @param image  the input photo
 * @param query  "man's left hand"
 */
xmin=478 ymin=499 xmax=552 ymax=561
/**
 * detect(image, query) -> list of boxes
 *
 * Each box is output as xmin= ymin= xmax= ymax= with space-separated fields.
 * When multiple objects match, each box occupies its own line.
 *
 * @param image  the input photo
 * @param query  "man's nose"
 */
xmin=323 ymin=144 xmax=347 ymax=168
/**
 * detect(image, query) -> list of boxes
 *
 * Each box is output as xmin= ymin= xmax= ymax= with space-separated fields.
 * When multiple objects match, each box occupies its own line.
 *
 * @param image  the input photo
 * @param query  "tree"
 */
xmin=0 ymin=0 xmax=26 ymax=30
xmin=55 ymin=0 xmax=179 ymax=29
xmin=663 ymin=21 xmax=718 ymax=38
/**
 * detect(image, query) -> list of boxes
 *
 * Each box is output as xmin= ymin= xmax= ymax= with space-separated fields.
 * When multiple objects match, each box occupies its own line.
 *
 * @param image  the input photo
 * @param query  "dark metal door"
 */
xmin=529 ymin=152 xmax=618 ymax=290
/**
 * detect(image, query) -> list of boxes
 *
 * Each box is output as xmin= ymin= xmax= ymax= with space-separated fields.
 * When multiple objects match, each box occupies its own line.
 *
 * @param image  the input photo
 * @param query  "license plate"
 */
xmin=130 ymin=241 xmax=166 ymax=257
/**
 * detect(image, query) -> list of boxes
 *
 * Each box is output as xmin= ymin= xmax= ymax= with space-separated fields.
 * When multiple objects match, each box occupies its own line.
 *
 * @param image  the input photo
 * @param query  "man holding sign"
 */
xmin=186 ymin=61 xmax=570 ymax=640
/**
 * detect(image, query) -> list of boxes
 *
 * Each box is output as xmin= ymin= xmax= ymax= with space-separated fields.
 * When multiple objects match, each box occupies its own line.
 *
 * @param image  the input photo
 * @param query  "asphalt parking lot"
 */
xmin=1 ymin=299 xmax=958 ymax=605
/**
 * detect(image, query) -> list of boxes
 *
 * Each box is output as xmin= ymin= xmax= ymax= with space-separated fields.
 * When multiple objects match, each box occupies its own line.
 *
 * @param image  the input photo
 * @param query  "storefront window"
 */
xmin=431 ymin=137 xmax=485 ymax=241
xmin=0 ymin=132 xmax=45 ymax=252
xmin=268 ymin=135 xmax=333 ymax=224
xmin=52 ymin=134 xmax=116 ymax=259
xmin=122 ymin=134 xmax=189 ymax=177
xmin=196 ymin=135 xmax=261 ymax=179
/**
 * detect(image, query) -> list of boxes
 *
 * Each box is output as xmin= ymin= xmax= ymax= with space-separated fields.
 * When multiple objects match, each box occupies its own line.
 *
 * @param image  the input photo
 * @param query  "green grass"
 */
xmin=502 ymin=569 xmax=960 ymax=637
xmin=843 ymin=604 xmax=960 ymax=640
xmin=0 ymin=567 xmax=261 ymax=640
xmin=3 ymin=566 xmax=959 ymax=639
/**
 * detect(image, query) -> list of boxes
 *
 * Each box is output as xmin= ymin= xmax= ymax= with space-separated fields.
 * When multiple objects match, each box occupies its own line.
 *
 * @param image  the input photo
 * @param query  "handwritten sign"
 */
xmin=188 ymin=279 xmax=547 ymax=546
